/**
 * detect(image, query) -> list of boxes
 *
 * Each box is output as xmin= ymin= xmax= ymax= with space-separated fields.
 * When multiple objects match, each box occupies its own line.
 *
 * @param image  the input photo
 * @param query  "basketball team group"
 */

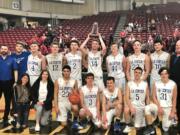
xmin=0 ymin=33 xmax=180 ymax=134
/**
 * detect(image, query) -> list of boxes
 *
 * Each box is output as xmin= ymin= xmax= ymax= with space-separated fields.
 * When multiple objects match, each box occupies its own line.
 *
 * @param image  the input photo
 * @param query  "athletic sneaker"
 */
xmin=16 ymin=122 xmax=21 ymax=129
xmin=71 ymin=120 xmax=83 ymax=130
xmin=113 ymin=118 xmax=122 ymax=132
xmin=79 ymin=118 xmax=90 ymax=129
xmin=123 ymin=125 xmax=132 ymax=133
xmin=35 ymin=124 xmax=40 ymax=132
xmin=143 ymin=125 xmax=155 ymax=135
xmin=163 ymin=131 xmax=169 ymax=135
xmin=152 ymin=117 xmax=160 ymax=127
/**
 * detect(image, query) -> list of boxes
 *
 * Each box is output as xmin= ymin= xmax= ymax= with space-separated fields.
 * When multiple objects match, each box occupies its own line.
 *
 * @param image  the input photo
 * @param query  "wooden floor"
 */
xmin=0 ymin=96 xmax=177 ymax=135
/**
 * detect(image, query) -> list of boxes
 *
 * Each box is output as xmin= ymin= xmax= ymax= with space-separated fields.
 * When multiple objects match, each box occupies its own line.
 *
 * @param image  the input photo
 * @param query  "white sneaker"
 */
xmin=123 ymin=125 xmax=132 ymax=133
xmin=35 ymin=124 xmax=40 ymax=132
xmin=16 ymin=122 xmax=20 ymax=129
xmin=8 ymin=117 xmax=14 ymax=124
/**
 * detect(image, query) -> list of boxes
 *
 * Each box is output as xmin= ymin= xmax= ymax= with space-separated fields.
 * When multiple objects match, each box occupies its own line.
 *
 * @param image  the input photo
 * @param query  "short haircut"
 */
xmin=134 ymin=67 xmax=143 ymax=73
xmin=85 ymin=73 xmax=94 ymax=79
xmin=31 ymin=41 xmax=39 ymax=46
xmin=91 ymin=38 xmax=100 ymax=44
xmin=106 ymin=76 xmax=115 ymax=82
xmin=51 ymin=41 xmax=59 ymax=46
xmin=70 ymin=39 xmax=79 ymax=46
xmin=62 ymin=65 xmax=71 ymax=72
xmin=154 ymin=39 xmax=162 ymax=45
xmin=158 ymin=67 xmax=169 ymax=75
xmin=16 ymin=41 xmax=24 ymax=46
xmin=111 ymin=42 xmax=118 ymax=46
xmin=0 ymin=45 xmax=8 ymax=48
xmin=133 ymin=40 xmax=141 ymax=45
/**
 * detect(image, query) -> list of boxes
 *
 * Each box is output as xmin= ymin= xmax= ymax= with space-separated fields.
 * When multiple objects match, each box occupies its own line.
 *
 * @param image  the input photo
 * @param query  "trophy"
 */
xmin=90 ymin=22 xmax=99 ymax=37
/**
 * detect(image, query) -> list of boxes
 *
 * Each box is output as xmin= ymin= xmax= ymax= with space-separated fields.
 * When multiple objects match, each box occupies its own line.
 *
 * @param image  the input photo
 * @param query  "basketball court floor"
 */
xmin=0 ymin=96 xmax=178 ymax=135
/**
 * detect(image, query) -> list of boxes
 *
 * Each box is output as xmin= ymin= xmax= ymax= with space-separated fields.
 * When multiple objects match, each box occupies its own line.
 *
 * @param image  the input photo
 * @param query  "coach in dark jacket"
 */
xmin=169 ymin=40 xmax=180 ymax=132
xmin=30 ymin=70 xmax=54 ymax=131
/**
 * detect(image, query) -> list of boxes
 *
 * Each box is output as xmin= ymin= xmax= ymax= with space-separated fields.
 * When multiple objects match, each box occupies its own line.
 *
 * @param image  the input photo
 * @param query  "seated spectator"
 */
xmin=128 ymin=34 xmax=136 ymax=43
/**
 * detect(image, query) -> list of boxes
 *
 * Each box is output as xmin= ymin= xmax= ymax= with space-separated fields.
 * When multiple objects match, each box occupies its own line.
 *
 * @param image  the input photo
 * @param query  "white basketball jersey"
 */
xmin=81 ymin=85 xmax=98 ymax=108
xmin=27 ymin=54 xmax=42 ymax=76
xmin=155 ymin=80 xmax=175 ymax=107
xmin=128 ymin=81 xmax=147 ymax=108
xmin=88 ymin=51 xmax=103 ymax=77
xmin=103 ymin=87 xmax=119 ymax=103
xmin=58 ymin=78 xmax=76 ymax=102
xmin=106 ymin=53 xmax=125 ymax=78
xmin=46 ymin=53 xmax=63 ymax=82
xmin=128 ymin=53 xmax=145 ymax=79
xmin=150 ymin=51 xmax=169 ymax=81
xmin=65 ymin=51 xmax=82 ymax=80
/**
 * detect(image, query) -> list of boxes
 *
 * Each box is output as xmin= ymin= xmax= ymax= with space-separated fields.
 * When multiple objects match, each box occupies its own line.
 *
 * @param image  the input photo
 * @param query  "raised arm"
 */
xmin=80 ymin=33 xmax=90 ymax=55
xmin=98 ymin=33 xmax=106 ymax=56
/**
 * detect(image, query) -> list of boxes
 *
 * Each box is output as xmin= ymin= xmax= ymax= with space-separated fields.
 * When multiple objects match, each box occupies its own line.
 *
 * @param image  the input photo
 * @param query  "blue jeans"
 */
xmin=16 ymin=102 xmax=30 ymax=126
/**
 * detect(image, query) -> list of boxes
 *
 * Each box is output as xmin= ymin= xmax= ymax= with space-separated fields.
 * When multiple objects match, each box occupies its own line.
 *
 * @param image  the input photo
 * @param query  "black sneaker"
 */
xmin=3 ymin=120 xmax=10 ymax=128
xmin=143 ymin=125 xmax=155 ymax=135
xmin=11 ymin=120 xmax=16 ymax=127
xmin=71 ymin=120 xmax=83 ymax=130
xmin=152 ymin=117 xmax=160 ymax=127
xmin=163 ymin=131 xmax=169 ymax=135
xmin=113 ymin=118 xmax=122 ymax=133
xmin=79 ymin=118 xmax=89 ymax=129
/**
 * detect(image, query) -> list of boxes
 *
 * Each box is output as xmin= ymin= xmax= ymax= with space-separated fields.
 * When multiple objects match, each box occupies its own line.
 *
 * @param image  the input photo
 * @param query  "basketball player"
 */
xmin=79 ymin=73 xmax=101 ymax=128
xmin=65 ymin=39 xmax=82 ymax=87
xmin=126 ymin=40 xmax=150 ymax=81
xmin=150 ymin=40 xmax=170 ymax=89
xmin=102 ymin=77 xmax=123 ymax=132
xmin=27 ymin=42 xmax=46 ymax=86
xmin=80 ymin=33 xmax=106 ymax=90
xmin=54 ymin=65 xmax=79 ymax=127
xmin=46 ymin=41 xmax=65 ymax=82
xmin=106 ymin=43 xmax=126 ymax=92
xmin=123 ymin=67 xmax=152 ymax=133
xmin=145 ymin=67 xmax=177 ymax=134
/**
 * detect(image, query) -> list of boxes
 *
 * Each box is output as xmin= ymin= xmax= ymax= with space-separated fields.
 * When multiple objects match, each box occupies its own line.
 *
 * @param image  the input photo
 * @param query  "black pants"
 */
xmin=0 ymin=80 xmax=13 ymax=121
xmin=16 ymin=103 xmax=30 ymax=126
xmin=177 ymin=84 xmax=180 ymax=125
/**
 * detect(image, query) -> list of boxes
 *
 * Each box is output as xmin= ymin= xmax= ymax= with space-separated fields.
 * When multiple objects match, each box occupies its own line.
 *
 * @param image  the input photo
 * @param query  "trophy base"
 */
xmin=89 ymin=34 xmax=98 ymax=37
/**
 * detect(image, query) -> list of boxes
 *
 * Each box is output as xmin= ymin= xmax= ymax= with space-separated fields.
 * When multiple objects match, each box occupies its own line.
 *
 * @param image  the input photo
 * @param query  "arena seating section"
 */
xmin=0 ymin=3 xmax=180 ymax=51
xmin=57 ymin=11 xmax=120 ymax=45
xmin=0 ymin=26 xmax=46 ymax=51
xmin=126 ymin=2 xmax=180 ymax=41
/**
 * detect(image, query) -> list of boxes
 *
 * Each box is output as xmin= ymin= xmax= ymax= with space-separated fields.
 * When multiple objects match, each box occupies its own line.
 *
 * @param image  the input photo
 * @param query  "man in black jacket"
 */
xmin=169 ymin=40 xmax=180 ymax=132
